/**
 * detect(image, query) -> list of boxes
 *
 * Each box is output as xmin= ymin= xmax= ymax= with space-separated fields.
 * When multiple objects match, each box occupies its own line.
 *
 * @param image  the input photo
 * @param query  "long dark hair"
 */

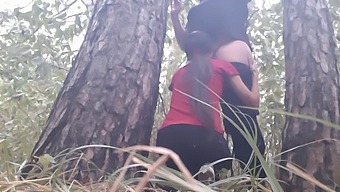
xmin=196 ymin=0 xmax=252 ymax=51
xmin=182 ymin=31 xmax=215 ymax=129
xmin=217 ymin=0 xmax=251 ymax=49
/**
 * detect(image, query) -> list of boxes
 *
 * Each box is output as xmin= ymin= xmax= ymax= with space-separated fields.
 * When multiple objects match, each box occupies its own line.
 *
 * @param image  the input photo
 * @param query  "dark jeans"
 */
xmin=222 ymin=106 xmax=266 ymax=178
xmin=156 ymin=124 xmax=232 ymax=176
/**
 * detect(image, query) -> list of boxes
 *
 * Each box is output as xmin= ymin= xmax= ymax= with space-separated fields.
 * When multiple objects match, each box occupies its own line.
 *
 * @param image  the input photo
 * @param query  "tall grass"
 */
xmin=1 ymin=101 xmax=339 ymax=191
xmin=0 ymin=144 xmax=270 ymax=192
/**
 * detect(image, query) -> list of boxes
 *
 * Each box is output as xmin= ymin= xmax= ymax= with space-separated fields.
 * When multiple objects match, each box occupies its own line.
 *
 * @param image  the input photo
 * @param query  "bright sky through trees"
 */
xmin=0 ymin=0 xmax=279 ymax=11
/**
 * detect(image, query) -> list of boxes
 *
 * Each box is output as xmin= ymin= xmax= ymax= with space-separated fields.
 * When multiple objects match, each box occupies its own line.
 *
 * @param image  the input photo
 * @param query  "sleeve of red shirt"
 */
xmin=218 ymin=60 xmax=239 ymax=76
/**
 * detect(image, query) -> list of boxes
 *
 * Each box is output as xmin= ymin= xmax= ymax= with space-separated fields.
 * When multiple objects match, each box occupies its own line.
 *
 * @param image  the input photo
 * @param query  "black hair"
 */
xmin=182 ymin=31 xmax=215 ymax=130
xmin=191 ymin=0 xmax=252 ymax=51
xmin=218 ymin=0 xmax=251 ymax=48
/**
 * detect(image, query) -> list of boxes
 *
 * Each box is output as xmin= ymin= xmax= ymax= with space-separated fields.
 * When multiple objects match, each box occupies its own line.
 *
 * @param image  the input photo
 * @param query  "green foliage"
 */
xmin=328 ymin=0 xmax=340 ymax=64
xmin=0 ymin=0 xmax=88 ymax=170
xmin=249 ymin=0 xmax=285 ymax=160
xmin=0 ymin=0 xmax=338 ymax=188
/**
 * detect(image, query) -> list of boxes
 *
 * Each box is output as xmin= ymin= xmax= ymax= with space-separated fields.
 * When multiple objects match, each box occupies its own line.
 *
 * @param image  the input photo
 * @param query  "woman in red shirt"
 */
xmin=170 ymin=0 xmax=266 ymax=178
xmin=156 ymin=31 xmax=259 ymax=178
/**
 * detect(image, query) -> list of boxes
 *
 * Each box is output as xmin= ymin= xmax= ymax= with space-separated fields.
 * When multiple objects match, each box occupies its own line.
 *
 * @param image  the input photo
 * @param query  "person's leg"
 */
xmin=202 ymin=132 xmax=232 ymax=170
xmin=252 ymin=119 xmax=266 ymax=178
xmin=224 ymin=113 xmax=266 ymax=178
xmin=156 ymin=125 xmax=201 ymax=192
xmin=156 ymin=125 xmax=209 ymax=175
xmin=203 ymin=132 xmax=232 ymax=181
xmin=156 ymin=124 xmax=232 ymax=177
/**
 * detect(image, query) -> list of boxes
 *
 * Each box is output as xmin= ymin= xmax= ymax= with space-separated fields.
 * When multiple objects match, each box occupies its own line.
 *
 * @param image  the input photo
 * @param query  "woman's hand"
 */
xmin=228 ymin=58 xmax=260 ymax=107
xmin=171 ymin=0 xmax=182 ymax=16
xmin=249 ymin=58 xmax=258 ymax=74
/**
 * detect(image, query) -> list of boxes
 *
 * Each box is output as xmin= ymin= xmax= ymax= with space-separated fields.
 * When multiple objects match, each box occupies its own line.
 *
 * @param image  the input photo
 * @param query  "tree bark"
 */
xmin=25 ymin=0 xmax=168 ymax=182
xmin=280 ymin=0 xmax=340 ymax=191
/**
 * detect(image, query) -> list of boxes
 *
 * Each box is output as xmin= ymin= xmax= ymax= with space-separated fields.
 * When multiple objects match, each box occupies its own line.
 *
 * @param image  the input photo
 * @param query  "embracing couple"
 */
xmin=156 ymin=0 xmax=266 ymax=182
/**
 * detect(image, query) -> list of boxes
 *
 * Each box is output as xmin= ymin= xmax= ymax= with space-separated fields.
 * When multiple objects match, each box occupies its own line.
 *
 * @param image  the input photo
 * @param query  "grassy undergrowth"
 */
xmin=1 ymin=109 xmax=339 ymax=192
xmin=0 ymin=145 xmax=273 ymax=192
xmin=1 ymin=142 xmax=338 ymax=192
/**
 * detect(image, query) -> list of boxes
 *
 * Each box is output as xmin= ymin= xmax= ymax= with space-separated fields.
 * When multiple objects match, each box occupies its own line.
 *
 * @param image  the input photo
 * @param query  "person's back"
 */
xmin=160 ymin=58 xmax=238 ymax=134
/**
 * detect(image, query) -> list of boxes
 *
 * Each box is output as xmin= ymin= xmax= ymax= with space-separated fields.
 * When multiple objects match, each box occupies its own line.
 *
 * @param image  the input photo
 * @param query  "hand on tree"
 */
xmin=171 ymin=0 xmax=182 ymax=16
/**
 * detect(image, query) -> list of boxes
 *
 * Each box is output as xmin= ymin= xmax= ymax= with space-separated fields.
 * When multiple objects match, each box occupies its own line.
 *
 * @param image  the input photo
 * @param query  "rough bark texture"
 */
xmin=280 ymin=0 xmax=340 ymax=191
xmin=26 ymin=0 xmax=168 ymax=182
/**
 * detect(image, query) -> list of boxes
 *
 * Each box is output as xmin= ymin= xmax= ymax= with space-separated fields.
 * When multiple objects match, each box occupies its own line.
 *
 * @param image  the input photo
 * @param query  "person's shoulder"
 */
xmin=170 ymin=66 xmax=186 ymax=90
xmin=173 ymin=66 xmax=184 ymax=75
xmin=227 ymin=40 xmax=252 ymax=51
xmin=211 ymin=59 xmax=234 ymax=70
xmin=211 ymin=59 xmax=239 ymax=74
xmin=217 ymin=40 xmax=253 ymax=64
xmin=173 ymin=65 xmax=188 ymax=77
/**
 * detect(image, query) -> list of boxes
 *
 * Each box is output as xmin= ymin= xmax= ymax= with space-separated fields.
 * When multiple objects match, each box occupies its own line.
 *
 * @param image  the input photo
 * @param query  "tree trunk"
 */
xmin=280 ymin=0 xmax=340 ymax=191
xmin=25 ymin=0 xmax=168 ymax=182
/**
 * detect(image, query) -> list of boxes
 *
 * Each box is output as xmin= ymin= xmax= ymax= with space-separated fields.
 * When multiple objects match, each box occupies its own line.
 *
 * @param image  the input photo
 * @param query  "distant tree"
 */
xmin=23 ymin=0 xmax=168 ymax=182
xmin=280 ymin=0 xmax=340 ymax=191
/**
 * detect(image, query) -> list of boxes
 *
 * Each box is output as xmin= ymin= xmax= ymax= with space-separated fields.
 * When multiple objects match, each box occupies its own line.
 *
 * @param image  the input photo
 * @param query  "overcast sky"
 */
xmin=0 ymin=0 xmax=30 ymax=11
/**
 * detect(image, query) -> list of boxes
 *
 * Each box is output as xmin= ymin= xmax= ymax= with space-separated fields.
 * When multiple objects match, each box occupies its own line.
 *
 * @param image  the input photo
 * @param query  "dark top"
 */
xmin=222 ymin=62 xmax=259 ymax=116
xmin=219 ymin=62 xmax=260 ymax=134
xmin=186 ymin=0 xmax=251 ymax=49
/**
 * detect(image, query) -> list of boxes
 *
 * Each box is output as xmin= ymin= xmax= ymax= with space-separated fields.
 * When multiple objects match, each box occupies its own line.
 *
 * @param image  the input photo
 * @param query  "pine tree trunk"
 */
xmin=280 ymin=0 xmax=340 ymax=191
xmin=25 ymin=0 xmax=168 ymax=182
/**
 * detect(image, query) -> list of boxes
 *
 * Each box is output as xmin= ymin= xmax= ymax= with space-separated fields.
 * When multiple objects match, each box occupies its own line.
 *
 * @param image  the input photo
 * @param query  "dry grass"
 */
xmin=1 ymin=143 xmax=339 ymax=192
xmin=0 ymin=145 xmax=270 ymax=192
xmin=2 ymin=110 xmax=339 ymax=192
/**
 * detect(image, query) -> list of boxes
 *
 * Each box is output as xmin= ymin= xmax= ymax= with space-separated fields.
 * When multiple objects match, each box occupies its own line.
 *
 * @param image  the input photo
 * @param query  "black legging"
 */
xmin=156 ymin=124 xmax=232 ymax=176
xmin=222 ymin=105 xmax=266 ymax=178
xmin=221 ymin=62 xmax=266 ymax=178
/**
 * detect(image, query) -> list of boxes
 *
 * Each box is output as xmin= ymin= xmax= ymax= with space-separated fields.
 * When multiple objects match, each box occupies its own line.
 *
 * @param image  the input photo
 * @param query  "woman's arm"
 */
xmin=171 ymin=0 xmax=186 ymax=50
xmin=216 ymin=40 xmax=259 ymax=106
xmin=229 ymin=69 xmax=260 ymax=107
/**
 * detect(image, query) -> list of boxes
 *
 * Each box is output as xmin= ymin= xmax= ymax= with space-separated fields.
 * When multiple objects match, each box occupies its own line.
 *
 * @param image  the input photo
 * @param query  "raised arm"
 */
xmin=171 ymin=0 xmax=186 ymax=50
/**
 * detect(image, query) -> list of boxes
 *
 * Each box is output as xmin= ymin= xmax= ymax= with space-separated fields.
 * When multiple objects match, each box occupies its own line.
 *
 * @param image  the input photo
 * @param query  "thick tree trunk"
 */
xmin=280 ymin=0 xmax=340 ymax=191
xmin=25 ymin=0 xmax=168 ymax=182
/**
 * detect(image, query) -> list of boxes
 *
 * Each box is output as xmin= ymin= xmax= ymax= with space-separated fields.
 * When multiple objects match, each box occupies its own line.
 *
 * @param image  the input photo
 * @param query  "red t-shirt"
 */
xmin=160 ymin=59 xmax=239 ymax=134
